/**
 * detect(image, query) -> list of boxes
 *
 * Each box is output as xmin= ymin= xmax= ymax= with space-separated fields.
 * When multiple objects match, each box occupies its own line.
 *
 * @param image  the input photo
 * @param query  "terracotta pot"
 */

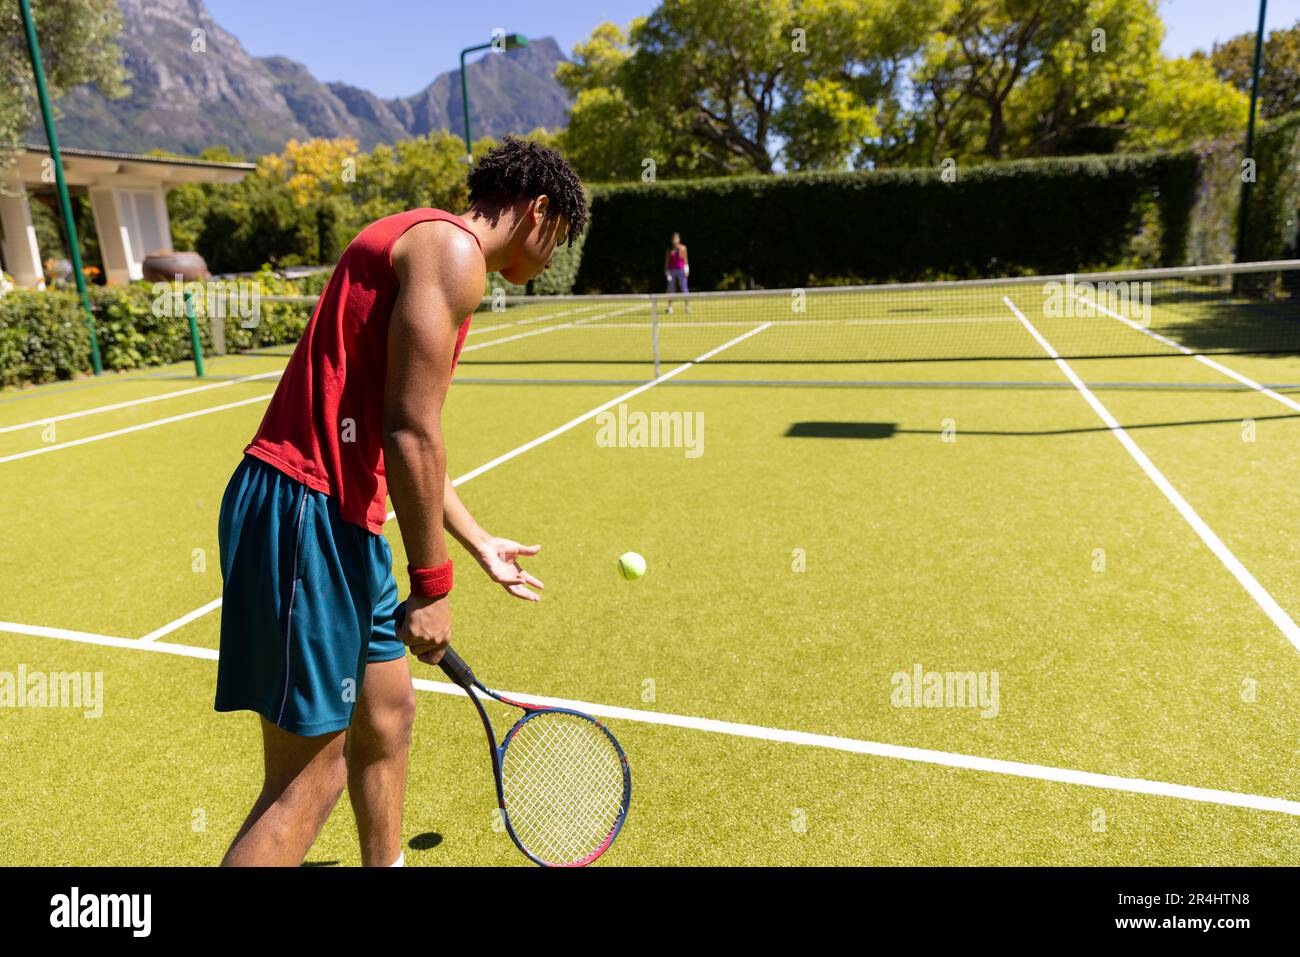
xmin=142 ymin=251 xmax=209 ymax=283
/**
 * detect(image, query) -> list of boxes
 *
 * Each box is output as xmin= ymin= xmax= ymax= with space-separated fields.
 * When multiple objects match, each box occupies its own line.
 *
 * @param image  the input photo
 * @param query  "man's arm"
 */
xmin=383 ymin=221 xmax=485 ymax=662
xmin=442 ymin=472 xmax=489 ymax=554
xmin=443 ymin=473 xmax=545 ymax=602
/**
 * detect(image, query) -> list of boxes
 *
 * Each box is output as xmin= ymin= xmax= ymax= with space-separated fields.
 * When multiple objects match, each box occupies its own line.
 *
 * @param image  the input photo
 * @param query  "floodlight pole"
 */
xmin=20 ymin=0 xmax=102 ymax=374
xmin=1236 ymin=0 xmax=1269 ymax=263
xmin=459 ymin=33 xmax=528 ymax=165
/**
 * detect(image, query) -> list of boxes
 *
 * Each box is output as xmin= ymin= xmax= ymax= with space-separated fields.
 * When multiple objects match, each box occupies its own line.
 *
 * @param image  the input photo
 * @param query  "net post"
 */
xmin=184 ymin=291 xmax=205 ymax=378
xmin=651 ymin=295 xmax=660 ymax=379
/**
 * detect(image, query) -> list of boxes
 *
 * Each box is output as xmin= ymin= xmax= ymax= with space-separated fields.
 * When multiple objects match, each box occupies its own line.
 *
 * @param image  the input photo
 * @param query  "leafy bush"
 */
xmin=0 ymin=290 xmax=89 ymax=387
xmin=0 ymin=271 xmax=321 ymax=388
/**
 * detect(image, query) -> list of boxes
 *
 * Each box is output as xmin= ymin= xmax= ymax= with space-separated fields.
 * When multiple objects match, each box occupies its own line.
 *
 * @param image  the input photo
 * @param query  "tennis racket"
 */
xmin=394 ymin=601 xmax=631 ymax=866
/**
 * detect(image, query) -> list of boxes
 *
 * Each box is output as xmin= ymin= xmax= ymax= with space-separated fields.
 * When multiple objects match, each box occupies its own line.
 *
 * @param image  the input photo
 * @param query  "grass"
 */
xmin=2 ymin=292 xmax=1300 ymax=866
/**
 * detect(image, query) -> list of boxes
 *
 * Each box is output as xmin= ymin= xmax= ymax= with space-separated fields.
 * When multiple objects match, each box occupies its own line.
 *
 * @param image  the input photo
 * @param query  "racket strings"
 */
xmin=501 ymin=712 xmax=627 ymax=865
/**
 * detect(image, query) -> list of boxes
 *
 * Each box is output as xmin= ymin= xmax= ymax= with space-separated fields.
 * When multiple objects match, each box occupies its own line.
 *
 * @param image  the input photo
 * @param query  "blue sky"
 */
xmin=205 ymin=0 xmax=654 ymax=98
xmin=205 ymin=0 xmax=1300 ymax=100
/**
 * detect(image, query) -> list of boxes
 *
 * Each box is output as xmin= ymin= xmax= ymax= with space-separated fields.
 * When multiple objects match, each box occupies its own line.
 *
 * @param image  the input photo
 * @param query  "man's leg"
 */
xmin=222 ymin=718 xmax=347 ymax=866
xmin=345 ymin=656 xmax=417 ymax=867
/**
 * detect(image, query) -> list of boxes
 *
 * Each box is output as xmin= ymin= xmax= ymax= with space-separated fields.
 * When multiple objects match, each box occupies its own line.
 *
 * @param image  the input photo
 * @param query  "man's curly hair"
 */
xmin=467 ymin=137 xmax=588 ymax=246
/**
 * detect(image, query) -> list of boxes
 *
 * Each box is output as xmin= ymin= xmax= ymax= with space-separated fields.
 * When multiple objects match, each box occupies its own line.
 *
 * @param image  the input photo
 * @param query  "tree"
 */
xmin=1004 ymin=0 xmax=1162 ymax=156
xmin=776 ymin=78 xmax=879 ymax=169
xmin=913 ymin=0 xmax=1092 ymax=161
xmin=260 ymin=137 xmax=360 ymax=207
xmin=165 ymin=132 xmax=504 ymax=271
xmin=1200 ymin=21 xmax=1300 ymax=120
xmin=559 ymin=2 xmax=935 ymax=177
xmin=1121 ymin=56 xmax=1248 ymax=151
xmin=624 ymin=0 xmax=799 ymax=174
xmin=908 ymin=0 xmax=1247 ymax=163
xmin=782 ymin=0 xmax=941 ymax=168
xmin=352 ymin=131 xmax=476 ymax=222
xmin=556 ymin=19 xmax=717 ymax=181
xmin=0 ymin=0 xmax=128 ymax=153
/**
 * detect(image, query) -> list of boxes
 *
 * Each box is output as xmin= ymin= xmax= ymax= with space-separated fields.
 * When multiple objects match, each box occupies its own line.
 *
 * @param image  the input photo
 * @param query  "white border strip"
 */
xmin=0 ymin=371 xmax=282 ymax=435
xmin=408 ymin=678 xmax=1300 ymax=817
xmin=3 ymin=617 xmax=1297 ymax=817
xmin=1005 ymin=295 xmax=1300 ymax=653
xmin=139 ymin=598 xmax=223 ymax=643
xmin=0 ymin=393 xmax=273 ymax=465
xmin=0 ymin=620 xmax=218 ymax=660
xmin=1077 ymin=291 xmax=1300 ymax=414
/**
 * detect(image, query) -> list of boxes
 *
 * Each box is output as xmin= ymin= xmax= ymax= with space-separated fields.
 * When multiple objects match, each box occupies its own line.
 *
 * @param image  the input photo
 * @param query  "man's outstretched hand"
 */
xmin=476 ymin=537 xmax=544 ymax=601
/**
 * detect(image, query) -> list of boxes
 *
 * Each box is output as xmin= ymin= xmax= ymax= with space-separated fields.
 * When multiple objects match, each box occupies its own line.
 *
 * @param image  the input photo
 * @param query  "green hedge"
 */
xmin=1185 ymin=112 xmax=1300 ymax=266
xmin=0 ymin=290 xmax=89 ymax=387
xmin=1186 ymin=134 xmax=1242 ymax=265
xmin=0 ymin=269 xmax=321 ymax=388
xmin=1241 ymin=112 xmax=1300 ymax=262
xmin=572 ymin=153 xmax=1200 ymax=293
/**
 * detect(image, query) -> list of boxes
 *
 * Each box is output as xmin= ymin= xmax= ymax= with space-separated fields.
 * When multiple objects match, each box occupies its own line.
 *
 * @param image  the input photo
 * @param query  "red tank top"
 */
xmin=245 ymin=208 xmax=480 ymax=533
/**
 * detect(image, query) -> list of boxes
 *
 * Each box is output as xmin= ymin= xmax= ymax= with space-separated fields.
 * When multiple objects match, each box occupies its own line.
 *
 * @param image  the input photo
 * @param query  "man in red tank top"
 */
xmin=215 ymin=138 xmax=588 ymax=866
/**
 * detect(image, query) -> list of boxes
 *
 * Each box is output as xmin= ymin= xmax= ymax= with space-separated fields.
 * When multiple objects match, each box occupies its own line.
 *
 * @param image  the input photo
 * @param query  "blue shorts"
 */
xmin=214 ymin=454 xmax=403 ymax=736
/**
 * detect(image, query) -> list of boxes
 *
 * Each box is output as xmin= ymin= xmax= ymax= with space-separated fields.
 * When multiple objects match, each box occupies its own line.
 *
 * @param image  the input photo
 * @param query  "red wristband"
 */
xmin=408 ymin=559 xmax=453 ymax=599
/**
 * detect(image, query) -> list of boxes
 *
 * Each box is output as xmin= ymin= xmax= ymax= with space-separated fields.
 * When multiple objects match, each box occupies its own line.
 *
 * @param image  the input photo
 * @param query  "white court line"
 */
xmin=0 ymin=393 xmax=273 ymax=465
xmin=460 ymin=304 xmax=645 ymax=353
xmin=392 ymin=320 xmax=773 ymax=512
xmin=467 ymin=305 xmax=581 ymax=335
xmin=1006 ymin=295 xmax=1300 ymax=653
xmin=845 ymin=316 xmax=1021 ymax=327
xmin=406 ymin=680 xmax=1300 ymax=817
xmin=0 ymin=620 xmax=218 ymax=660
xmin=142 ymin=321 xmax=773 ymax=639
xmin=139 ymin=598 xmax=223 ymax=642
xmin=1076 ymin=291 xmax=1300 ymax=414
xmin=466 ymin=315 xmax=554 ymax=335
xmin=0 ymin=370 xmax=283 ymax=434
xmin=516 ymin=304 xmax=614 ymax=326
xmin=460 ymin=322 xmax=570 ymax=351
xmin=3 ymin=617 xmax=1297 ymax=817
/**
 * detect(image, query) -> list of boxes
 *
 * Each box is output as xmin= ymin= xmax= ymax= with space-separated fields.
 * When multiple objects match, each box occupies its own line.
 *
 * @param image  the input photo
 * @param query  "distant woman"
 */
xmin=663 ymin=231 xmax=689 ymax=313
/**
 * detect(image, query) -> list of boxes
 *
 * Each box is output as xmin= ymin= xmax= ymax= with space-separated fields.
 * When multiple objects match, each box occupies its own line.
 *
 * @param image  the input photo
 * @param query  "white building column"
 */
xmin=0 ymin=180 xmax=45 ymax=289
xmin=88 ymin=186 xmax=133 ymax=285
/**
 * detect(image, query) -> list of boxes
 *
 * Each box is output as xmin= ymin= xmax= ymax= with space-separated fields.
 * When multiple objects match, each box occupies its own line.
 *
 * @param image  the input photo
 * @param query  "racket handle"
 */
xmin=393 ymin=601 xmax=477 ymax=688
xmin=436 ymin=646 xmax=476 ymax=688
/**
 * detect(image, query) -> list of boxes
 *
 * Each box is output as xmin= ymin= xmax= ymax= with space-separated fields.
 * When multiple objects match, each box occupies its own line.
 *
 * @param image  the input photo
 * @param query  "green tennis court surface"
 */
xmin=3 ymin=263 xmax=1300 ymax=865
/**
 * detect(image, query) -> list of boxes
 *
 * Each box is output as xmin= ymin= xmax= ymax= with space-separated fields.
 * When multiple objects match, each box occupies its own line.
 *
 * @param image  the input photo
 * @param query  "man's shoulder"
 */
xmin=397 ymin=216 xmax=476 ymax=250
xmin=393 ymin=219 xmax=481 ymax=274
xmin=391 ymin=218 xmax=485 ymax=316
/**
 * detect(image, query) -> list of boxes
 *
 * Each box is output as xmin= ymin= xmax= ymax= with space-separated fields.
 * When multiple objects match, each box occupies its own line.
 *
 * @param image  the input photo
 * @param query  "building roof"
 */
xmin=7 ymin=143 xmax=256 ymax=186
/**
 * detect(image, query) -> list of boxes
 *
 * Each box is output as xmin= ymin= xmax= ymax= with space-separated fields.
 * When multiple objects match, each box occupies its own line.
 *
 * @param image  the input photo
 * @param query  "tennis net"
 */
xmin=265 ymin=260 xmax=1300 ymax=387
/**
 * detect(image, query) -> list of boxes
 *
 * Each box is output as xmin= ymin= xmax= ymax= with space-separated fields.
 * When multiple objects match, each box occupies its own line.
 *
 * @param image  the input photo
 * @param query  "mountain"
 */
xmin=40 ymin=0 xmax=572 ymax=158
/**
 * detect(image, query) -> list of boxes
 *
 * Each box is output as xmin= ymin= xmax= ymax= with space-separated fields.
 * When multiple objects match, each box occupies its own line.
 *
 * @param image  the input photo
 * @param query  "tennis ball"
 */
xmin=618 ymin=552 xmax=647 ymax=581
